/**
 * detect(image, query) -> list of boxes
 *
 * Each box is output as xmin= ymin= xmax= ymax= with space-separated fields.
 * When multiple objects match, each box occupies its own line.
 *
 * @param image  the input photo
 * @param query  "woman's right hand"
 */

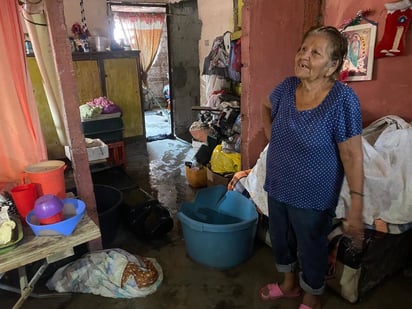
xmin=343 ymin=210 xmax=364 ymax=250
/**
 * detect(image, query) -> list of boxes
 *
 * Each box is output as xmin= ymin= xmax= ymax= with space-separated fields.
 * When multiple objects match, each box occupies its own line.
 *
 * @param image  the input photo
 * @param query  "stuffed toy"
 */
xmin=375 ymin=0 xmax=412 ymax=58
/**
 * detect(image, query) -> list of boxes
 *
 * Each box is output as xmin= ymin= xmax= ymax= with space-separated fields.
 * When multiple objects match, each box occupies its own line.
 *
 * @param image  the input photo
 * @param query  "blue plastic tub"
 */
xmin=177 ymin=186 xmax=258 ymax=269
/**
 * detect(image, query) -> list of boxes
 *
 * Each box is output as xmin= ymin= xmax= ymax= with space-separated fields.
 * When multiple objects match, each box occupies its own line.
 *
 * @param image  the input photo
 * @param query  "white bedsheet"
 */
xmin=243 ymin=115 xmax=412 ymax=226
xmin=337 ymin=116 xmax=412 ymax=225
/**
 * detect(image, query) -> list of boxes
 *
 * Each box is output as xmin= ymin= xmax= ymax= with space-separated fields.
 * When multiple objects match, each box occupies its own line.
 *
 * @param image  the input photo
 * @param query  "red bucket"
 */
xmin=10 ymin=183 xmax=38 ymax=221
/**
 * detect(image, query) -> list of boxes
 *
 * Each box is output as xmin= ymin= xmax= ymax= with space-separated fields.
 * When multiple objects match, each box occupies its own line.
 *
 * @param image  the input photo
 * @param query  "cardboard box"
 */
xmin=65 ymin=138 xmax=109 ymax=162
xmin=206 ymin=166 xmax=233 ymax=187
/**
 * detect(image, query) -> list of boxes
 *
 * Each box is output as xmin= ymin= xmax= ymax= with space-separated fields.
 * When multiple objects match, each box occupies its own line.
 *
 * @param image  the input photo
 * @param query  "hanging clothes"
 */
xmin=202 ymin=35 xmax=230 ymax=78
xmin=0 ymin=0 xmax=47 ymax=183
xmin=228 ymin=38 xmax=241 ymax=82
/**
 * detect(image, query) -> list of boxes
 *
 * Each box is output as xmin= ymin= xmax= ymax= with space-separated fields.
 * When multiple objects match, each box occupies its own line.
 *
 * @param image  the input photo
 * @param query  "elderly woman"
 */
xmin=260 ymin=26 xmax=364 ymax=309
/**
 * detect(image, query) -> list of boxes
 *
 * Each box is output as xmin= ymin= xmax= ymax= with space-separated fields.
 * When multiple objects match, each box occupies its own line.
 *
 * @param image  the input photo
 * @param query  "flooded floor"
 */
xmin=1 ymin=136 xmax=412 ymax=308
xmin=144 ymin=109 xmax=172 ymax=140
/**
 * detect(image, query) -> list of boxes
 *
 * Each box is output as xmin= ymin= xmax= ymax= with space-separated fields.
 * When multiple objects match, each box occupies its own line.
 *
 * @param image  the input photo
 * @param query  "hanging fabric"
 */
xmin=21 ymin=3 xmax=69 ymax=148
xmin=0 ymin=0 xmax=46 ymax=182
xmin=114 ymin=12 xmax=166 ymax=87
xmin=228 ymin=38 xmax=241 ymax=82
xmin=202 ymin=35 xmax=230 ymax=78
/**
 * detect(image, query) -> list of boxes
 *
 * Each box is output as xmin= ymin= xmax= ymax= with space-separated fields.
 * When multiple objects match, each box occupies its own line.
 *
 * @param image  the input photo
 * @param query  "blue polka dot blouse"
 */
xmin=264 ymin=76 xmax=362 ymax=211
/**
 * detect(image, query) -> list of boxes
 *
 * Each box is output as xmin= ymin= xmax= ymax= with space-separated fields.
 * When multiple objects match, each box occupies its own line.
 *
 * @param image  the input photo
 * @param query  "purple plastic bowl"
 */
xmin=33 ymin=194 xmax=64 ymax=219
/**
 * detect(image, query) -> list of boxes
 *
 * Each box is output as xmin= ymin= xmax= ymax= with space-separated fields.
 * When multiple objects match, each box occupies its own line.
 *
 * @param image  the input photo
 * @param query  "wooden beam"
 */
xmin=43 ymin=0 xmax=102 ymax=251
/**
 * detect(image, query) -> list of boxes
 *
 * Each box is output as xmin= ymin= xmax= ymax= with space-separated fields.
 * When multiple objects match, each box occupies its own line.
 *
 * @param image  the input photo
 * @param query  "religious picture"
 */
xmin=341 ymin=23 xmax=377 ymax=81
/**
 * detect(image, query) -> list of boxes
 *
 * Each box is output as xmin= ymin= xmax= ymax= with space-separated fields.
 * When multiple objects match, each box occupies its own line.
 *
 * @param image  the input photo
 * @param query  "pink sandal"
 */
xmin=259 ymin=283 xmax=301 ymax=301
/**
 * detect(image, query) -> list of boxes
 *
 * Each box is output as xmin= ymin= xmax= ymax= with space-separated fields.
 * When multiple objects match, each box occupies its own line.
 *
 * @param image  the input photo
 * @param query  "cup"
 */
xmin=10 ymin=183 xmax=38 ymax=222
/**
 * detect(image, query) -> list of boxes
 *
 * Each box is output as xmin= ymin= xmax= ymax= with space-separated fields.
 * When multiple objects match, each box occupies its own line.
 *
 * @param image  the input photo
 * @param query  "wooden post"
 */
xmin=43 ymin=0 xmax=102 ymax=251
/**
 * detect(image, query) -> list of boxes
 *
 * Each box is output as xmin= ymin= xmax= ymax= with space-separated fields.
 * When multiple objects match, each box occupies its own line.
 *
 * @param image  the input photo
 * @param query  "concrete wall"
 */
xmin=168 ymin=0 xmax=202 ymax=140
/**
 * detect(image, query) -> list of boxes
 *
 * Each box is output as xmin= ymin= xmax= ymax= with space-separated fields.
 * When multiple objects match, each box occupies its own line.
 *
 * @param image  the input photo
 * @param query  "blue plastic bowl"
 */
xmin=26 ymin=198 xmax=86 ymax=236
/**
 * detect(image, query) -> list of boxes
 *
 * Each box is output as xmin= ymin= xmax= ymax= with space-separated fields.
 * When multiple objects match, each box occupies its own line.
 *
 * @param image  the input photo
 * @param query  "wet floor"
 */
xmin=144 ymin=109 xmax=172 ymax=140
xmin=1 ymin=132 xmax=412 ymax=308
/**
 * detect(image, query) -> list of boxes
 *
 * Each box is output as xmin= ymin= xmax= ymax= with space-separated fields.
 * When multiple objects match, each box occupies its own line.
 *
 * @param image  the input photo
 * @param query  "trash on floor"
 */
xmin=46 ymin=248 xmax=163 ymax=298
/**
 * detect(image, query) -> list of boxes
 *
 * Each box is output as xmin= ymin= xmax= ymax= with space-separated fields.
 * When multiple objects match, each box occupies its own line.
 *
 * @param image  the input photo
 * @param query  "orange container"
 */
xmin=21 ymin=160 xmax=66 ymax=199
xmin=10 ymin=183 xmax=38 ymax=222
xmin=185 ymin=166 xmax=207 ymax=188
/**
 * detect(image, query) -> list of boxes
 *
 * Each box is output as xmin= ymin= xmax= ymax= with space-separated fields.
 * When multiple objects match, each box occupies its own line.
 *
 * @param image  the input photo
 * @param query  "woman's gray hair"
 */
xmin=302 ymin=26 xmax=348 ymax=79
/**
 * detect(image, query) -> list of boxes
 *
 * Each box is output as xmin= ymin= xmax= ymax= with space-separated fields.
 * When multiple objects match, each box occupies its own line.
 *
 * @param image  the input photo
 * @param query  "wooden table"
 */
xmin=0 ymin=215 xmax=101 ymax=309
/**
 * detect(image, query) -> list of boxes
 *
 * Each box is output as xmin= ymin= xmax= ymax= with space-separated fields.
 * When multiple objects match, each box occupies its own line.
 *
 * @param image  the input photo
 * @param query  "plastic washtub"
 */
xmin=177 ymin=187 xmax=258 ymax=269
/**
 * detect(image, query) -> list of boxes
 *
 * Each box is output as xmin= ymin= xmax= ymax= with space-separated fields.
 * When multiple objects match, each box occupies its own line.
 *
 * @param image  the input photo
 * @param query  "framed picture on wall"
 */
xmin=341 ymin=23 xmax=377 ymax=81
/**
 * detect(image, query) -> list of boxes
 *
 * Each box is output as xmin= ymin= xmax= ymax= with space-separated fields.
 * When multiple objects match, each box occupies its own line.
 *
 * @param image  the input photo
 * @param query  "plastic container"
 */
xmin=81 ymin=116 xmax=123 ymax=132
xmin=185 ymin=165 xmax=207 ymax=188
xmin=177 ymin=187 xmax=258 ymax=269
xmin=85 ymin=129 xmax=123 ymax=143
xmin=65 ymin=138 xmax=109 ymax=162
xmin=91 ymin=35 xmax=109 ymax=52
xmin=26 ymin=198 xmax=86 ymax=236
xmin=22 ymin=160 xmax=66 ymax=199
xmin=94 ymin=185 xmax=123 ymax=246
xmin=68 ymin=184 xmax=123 ymax=247
xmin=82 ymin=117 xmax=123 ymax=143
xmin=10 ymin=183 xmax=38 ymax=222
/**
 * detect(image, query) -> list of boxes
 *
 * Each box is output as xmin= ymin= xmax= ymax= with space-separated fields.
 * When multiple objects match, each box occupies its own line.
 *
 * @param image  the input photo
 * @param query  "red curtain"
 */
xmin=0 ymin=0 xmax=46 ymax=183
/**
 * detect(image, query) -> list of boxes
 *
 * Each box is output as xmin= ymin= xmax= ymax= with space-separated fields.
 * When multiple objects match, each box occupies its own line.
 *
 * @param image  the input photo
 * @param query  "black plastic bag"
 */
xmin=121 ymin=188 xmax=173 ymax=239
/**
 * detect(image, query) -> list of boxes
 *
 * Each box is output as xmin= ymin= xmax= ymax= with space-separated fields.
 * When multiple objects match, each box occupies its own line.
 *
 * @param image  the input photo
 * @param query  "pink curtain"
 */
xmin=115 ymin=12 xmax=165 ymax=86
xmin=0 ymin=0 xmax=46 ymax=183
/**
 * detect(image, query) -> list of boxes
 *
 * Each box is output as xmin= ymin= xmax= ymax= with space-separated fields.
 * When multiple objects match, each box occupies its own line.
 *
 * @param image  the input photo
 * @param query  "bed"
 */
xmin=229 ymin=115 xmax=412 ymax=303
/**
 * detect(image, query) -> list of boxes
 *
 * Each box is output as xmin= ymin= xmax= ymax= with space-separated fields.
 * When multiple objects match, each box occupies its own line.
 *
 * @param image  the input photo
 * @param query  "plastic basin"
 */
xmin=26 ymin=198 xmax=85 ymax=236
xmin=177 ymin=187 xmax=258 ymax=269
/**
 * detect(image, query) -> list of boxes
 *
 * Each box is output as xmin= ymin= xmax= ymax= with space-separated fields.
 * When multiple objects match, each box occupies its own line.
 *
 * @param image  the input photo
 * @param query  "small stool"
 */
xmin=107 ymin=141 xmax=127 ymax=168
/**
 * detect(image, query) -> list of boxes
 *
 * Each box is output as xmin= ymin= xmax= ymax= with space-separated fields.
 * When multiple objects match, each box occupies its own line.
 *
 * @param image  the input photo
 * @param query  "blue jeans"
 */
xmin=268 ymin=195 xmax=334 ymax=295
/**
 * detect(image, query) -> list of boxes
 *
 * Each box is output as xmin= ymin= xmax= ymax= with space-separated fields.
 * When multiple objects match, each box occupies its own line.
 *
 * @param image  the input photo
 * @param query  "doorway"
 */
xmin=142 ymin=23 xmax=172 ymax=141
xmin=109 ymin=3 xmax=172 ymax=141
